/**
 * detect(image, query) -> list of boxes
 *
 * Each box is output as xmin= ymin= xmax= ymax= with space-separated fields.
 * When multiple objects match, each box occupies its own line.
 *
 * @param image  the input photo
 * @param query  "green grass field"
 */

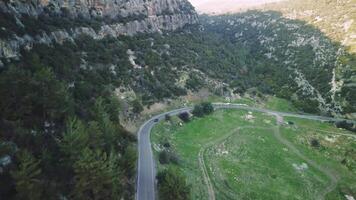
xmin=265 ymin=96 xmax=298 ymax=112
xmin=151 ymin=109 xmax=356 ymax=200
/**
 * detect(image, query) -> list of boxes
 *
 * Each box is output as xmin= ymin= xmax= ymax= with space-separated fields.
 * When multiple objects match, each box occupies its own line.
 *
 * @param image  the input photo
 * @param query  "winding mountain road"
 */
xmin=136 ymin=103 xmax=354 ymax=200
xmin=136 ymin=107 xmax=191 ymax=200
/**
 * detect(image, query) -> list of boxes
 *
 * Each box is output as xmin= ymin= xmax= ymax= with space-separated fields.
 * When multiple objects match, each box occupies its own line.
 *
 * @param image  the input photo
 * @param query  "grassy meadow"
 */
xmin=151 ymin=105 xmax=355 ymax=200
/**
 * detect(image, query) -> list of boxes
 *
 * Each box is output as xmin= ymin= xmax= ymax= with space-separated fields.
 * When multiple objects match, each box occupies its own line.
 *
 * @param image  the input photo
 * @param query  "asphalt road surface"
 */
xmin=136 ymin=103 xmax=354 ymax=200
xmin=136 ymin=107 xmax=191 ymax=200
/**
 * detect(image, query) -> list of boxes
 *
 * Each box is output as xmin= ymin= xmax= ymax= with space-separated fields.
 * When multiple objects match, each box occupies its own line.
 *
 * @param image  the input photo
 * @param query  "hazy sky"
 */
xmin=188 ymin=0 xmax=284 ymax=13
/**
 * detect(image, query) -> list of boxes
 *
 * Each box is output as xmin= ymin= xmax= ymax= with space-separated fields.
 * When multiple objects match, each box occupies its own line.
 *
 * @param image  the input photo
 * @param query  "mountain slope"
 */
xmin=262 ymin=0 xmax=356 ymax=53
xmin=0 ymin=0 xmax=197 ymax=199
xmin=259 ymin=0 xmax=356 ymax=117
xmin=199 ymin=10 xmax=356 ymax=115
xmin=191 ymin=0 xmax=284 ymax=14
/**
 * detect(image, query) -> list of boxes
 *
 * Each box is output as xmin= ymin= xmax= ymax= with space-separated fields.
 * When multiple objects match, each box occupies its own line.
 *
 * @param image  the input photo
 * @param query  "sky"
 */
xmin=188 ymin=0 xmax=284 ymax=14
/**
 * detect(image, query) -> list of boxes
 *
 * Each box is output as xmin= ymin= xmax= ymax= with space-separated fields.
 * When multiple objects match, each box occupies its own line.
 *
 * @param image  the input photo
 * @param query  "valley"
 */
xmin=0 ymin=0 xmax=355 ymax=199
xmin=151 ymin=102 xmax=356 ymax=199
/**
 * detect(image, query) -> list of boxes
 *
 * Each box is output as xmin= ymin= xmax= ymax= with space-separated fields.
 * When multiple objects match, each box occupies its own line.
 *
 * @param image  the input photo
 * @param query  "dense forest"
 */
xmin=0 ymin=38 xmax=137 ymax=199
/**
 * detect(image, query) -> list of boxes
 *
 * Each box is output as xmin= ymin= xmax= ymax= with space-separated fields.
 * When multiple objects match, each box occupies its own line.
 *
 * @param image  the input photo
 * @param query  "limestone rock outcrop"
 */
xmin=0 ymin=0 xmax=198 ymax=59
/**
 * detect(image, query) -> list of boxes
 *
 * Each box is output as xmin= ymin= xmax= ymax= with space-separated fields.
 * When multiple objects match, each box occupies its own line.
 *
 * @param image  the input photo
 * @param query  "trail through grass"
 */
xmin=151 ymin=109 xmax=356 ymax=200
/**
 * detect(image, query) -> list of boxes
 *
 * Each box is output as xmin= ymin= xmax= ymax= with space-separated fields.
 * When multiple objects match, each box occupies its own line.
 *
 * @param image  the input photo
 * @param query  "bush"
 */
xmin=201 ymin=102 xmax=214 ymax=115
xmin=178 ymin=112 xmax=190 ymax=122
xmin=163 ymin=141 xmax=171 ymax=148
xmin=159 ymin=151 xmax=170 ymax=164
xmin=192 ymin=102 xmax=214 ymax=117
xmin=157 ymin=167 xmax=190 ymax=200
xmin=335 ymin=120 xmax=356 ymax=132
xmin=132 ymin=99 xmax=144 ymax=114
xmin=287 ymin=121 xmax=294 ymax=125
xmin=159 ymin=151 xmax=179 ymax=165
xmin=310 ymin=139 xmax=320 ymax=148
xmin=165 ymin=114 xmax=171 ymax=121
xmin=192 ymin=105 xmax=204 ymax=117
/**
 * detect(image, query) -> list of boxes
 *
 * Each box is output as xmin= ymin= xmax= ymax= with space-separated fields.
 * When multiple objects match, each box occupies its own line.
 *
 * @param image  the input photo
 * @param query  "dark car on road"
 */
xmin=154 ymin=118 xmax=159 ymax=122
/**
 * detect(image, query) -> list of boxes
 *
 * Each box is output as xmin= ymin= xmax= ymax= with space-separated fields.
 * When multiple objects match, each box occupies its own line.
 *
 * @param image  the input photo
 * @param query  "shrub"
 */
xmin=335 ymin=120 xmax=355 ymax=132
xmin=163 ymin=141 xmax=170 ymax=148
xmin=132 ymin=99 xmax=144 ymax=114
xmin=192 ymin=102 xmax=214 ymax=117
xmin=192 ymin=105 xmax=204 ymax=117
xmin=165 ymin=114 xmax=171 ymax=121
xmin=201 ymin=102 xmax=214 ymax=115
xmin=158 ymin=151 xmax=179 ymax=165
xmin=159 ymin=151 xmax=170 ymax=164
xmin=157 ymin=167 xmax=190 ymax=200
xmin=310 ymin=139 xmax=320 ymax=148
xmin=178 ymin=112 xmax=190 ymax=122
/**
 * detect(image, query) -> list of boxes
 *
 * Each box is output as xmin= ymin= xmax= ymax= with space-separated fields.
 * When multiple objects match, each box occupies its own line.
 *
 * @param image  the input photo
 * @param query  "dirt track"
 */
xmin=198 ymin=115 xmax=339 ymax=200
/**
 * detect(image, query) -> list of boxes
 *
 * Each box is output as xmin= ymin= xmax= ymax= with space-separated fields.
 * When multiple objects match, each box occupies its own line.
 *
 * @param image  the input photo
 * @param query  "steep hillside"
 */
xmin=199 ymin=11 xmax=356 ymax=115
xmin=262 ymin=0 xmax=356 ymax=53
xmin=259 ymin=0 xmax=356 ymax=117
xmin=0 ymin=0 xmax=197 ymax=199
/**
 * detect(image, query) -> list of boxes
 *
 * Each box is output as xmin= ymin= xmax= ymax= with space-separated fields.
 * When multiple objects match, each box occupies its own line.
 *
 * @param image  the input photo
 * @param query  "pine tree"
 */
xmin=157 ymin=166 xmax=190 ymax=200
xmin=121 ymin=145 xmax=137 ymax=177
xmin=93 ymin=98 xmax=120 ymax=152
xmin=11 ymin=151 xmax=43 ymax=200
xmin=59 ymin=118 xmax=89 ymax=163
xmin=108 ymin=151 xmax=122 ymax=200
xmin=72 ymin=148 xmax=113 ymax=200
xmin=131 ymin=99 xmax=144 ymax=114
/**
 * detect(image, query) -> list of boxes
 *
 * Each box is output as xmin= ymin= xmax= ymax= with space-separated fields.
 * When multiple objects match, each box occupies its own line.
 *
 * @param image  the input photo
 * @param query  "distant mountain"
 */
xmin=261 ymin=0 xmax=356 ymax=53
xmin=190 ymin=0 xmax=284 ymax=14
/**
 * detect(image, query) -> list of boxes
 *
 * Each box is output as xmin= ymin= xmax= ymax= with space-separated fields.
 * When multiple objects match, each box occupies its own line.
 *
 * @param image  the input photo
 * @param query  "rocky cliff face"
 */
xmin=1 ymin=0 xmax=196 ymax=18
xmin=0 ymin=0 xmax=198 ymax=60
